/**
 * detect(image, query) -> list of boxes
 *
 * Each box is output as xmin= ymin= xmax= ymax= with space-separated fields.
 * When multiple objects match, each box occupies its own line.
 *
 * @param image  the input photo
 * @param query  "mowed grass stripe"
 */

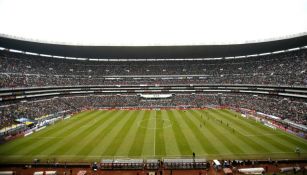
xmin=161 ymin=110 xmax=181 ymax=156
xmin=173 ymin=110 xmax=208 ymax=155
xmin=75 ymin=110 xmax=126 ymax=160
xmin=0 ymin=111 xmax=98 ymax=156
xmin=208 ymin=109 xmax=271 ymax=153
xmin=194 ymin=110 xmax=246 ymax=156
xmin=102 ymin=110 xmax=140 ymax=156
xmin=220 ymin=109 xmax=281 ymax=135
xmin=115 ymin=110 xmax=145 ymax=156
xmin=0 ymin=111 xmax=94 ymax=155
xmin=193 ymin=109 xmax=244 ymax=156
xmin=141 ymin=111 xmax=157 ymax=157
xmin=33 ymin=111 xmax=95 ymax=138
xmin=215 ymin=109 xmax=297 ymax=152
xmin=222 ymin=110 xmax=276 ymax=134
xmin=275 ymin=132 xmax=307 ymax=152
xmin=167 ymin=110 xmax=192 ymax=155
xmin=223 ymin=110 xmax=307 ymax=151
xmin=155 ymin=110 xmax=166 ymax=156
xmin=219 ymin=109 xmax=294 ymax=151
xmin=128 ymin=110 xmax=150 ymax=156
xmin=33 ymin=110 xmax=94 ymax=138
xmin=180 ymin=110 xmax=220 ymax=154
xmin=47 ymin=110 xmax=114 ymax=156
xmin=1 ymin=109 xmax=307 ymax=163
xmin=22 ymin=110 xmax=103 ymax=156
xmin=86 ymin=110 xmax=130 ymax=157
xmin=189 ymin=110 xmax=231 ymax=155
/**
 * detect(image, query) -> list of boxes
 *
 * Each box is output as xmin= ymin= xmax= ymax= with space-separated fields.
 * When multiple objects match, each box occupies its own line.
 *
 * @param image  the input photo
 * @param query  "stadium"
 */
xmin=0 ymin=0 xmax=307 ymax=174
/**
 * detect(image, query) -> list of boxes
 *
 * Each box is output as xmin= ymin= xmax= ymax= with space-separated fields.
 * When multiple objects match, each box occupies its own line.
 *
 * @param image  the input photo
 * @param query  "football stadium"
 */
xmin=0 ymin=0 xmax=307 ymax=174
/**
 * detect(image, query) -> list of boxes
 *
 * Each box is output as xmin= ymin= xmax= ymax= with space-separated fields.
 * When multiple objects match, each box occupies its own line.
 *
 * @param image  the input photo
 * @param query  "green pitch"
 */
xmin=0 ymin=109 xmax=307 ymax=163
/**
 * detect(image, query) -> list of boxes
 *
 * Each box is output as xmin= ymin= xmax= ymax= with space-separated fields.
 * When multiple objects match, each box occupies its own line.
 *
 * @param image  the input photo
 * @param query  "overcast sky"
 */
xmin=0 ymin=0 xmax=306 ymax=46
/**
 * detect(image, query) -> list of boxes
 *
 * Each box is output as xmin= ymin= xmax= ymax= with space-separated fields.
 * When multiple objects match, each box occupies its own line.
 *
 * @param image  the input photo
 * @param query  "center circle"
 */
xmin=138 ymin=118 xmax=172 ymax=129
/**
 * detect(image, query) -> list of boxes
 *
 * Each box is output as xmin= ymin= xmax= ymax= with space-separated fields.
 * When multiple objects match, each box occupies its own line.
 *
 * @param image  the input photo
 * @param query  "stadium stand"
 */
xmin=0 ymin=38 xmax=306 ymax=140
xmin=0 ymin=49 xmax=306 ymax=87
xmin=0 ymin=48 xmax=306 ymax=129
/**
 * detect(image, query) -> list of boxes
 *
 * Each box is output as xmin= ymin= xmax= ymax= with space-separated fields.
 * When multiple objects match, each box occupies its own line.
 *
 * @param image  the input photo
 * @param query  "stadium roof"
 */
xmin=0 ymin=34 xmax=307 ymax=59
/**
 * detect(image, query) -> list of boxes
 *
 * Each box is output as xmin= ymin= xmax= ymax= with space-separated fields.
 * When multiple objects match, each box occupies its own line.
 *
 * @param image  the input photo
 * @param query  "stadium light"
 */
xmin=25 ymin=52 xmax=38 ymax=56
xmin=9 ymin=49 xmax=22 ymax=53
xmin=40 ymin=54 xmax=53 ymax=57
xmin=288 ymin=47 xmax=300 ymax=51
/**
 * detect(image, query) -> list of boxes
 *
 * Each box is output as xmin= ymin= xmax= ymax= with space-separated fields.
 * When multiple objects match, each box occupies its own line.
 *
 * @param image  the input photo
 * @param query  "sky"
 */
xmin=0 ymin=0 xmax=306 ymax=46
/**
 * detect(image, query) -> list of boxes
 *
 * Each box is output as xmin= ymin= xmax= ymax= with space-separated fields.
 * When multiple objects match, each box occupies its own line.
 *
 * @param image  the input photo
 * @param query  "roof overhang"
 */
xmin=0 ymin=35 xmax=306 ymax=59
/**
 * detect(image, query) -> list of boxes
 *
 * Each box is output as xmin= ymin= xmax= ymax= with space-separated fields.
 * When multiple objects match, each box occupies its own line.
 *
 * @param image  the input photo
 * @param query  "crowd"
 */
xmin=0 ymin=49 xmax=306 ymax=130
xmin=0 ymin=94 xmax=306 ymax=129
xmin=0 ymin=98 xmax=73 ymax=129
xmin=0 ymin=49 xmax=306 ymax=87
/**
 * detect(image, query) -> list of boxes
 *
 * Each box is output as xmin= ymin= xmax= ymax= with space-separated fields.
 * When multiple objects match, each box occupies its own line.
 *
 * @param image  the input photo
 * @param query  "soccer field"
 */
xmin=0 ymin=109 xmax=307 ymax=163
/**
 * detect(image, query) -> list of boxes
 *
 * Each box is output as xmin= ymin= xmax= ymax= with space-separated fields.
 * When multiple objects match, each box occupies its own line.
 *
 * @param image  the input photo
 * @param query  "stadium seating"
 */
xmin=0 ymin=49 xmax=306 ymax=131
xmin=0 ymin=49 xmax=306 ymax=87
